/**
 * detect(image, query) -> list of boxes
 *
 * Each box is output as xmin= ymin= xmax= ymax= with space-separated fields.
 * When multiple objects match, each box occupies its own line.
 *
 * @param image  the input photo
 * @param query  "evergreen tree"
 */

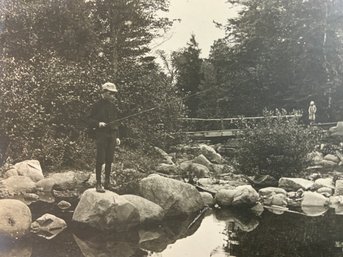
xmin=207 ymin=0 xmax=343 ymax=120
xmin=0 ymin=0 xmax=184 ymax=167
xmin=172 ymin=34 xmax=203 ymax=117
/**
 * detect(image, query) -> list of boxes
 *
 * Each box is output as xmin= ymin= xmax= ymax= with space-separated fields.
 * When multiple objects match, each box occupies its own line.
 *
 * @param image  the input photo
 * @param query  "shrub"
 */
xmin=0 ymin=53 xmax=185 ymax=171
xmin=236 ymin=109 xmax=321 ymax=179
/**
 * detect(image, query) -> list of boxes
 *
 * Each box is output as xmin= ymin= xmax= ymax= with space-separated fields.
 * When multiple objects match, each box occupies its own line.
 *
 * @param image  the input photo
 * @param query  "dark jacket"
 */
xmin=89 ymin=99 xmax=119 ymax=139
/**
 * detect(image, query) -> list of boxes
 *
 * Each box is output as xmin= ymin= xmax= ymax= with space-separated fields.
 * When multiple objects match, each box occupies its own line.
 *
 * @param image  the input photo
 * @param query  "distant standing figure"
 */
xmin=308 ymin=100 xmax=317 ymax=125
xmin=89 ymin=82 xmax=121 ymax=192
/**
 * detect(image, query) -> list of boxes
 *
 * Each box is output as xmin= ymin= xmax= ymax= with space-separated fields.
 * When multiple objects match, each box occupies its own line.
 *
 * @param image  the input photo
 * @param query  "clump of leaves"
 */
xmin=111 ymin=146 xmax=160 ymax=194
xmin=236 ymin=109 xmax=322 ymax=179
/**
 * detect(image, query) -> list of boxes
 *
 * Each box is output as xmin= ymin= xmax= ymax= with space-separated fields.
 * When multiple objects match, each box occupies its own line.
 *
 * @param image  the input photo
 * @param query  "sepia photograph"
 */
xmin=1 ymin=0 xmax=343 ymax=256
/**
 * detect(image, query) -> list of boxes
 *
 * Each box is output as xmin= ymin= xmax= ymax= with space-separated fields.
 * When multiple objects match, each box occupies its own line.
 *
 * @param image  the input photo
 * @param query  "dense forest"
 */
xmin=173 ymin=0 xmax=343 ymax=121
xmin=0 ymin=0 xmax=343 ymax=169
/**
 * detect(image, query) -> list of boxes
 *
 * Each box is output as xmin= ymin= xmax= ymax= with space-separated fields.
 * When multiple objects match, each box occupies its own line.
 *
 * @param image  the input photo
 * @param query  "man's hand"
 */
xmin=99 ymin=122 xmax=107 ymax=127
xmin=116 ymin=138 xmax=121 ymax=146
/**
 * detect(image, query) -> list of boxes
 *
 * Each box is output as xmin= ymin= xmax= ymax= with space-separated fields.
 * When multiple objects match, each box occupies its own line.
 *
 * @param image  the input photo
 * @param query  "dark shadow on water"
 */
xmin=70 ymin=210 xmax=204 ymax=256
xmin=5 ymin=204 xmax=343 ymax=257
xmin=232 ymin=209 xmax=343 ymax=257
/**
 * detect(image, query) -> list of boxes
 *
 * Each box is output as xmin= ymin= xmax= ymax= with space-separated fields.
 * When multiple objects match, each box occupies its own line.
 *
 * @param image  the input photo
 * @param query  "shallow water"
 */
xmin=2 ymin=207 xmax=343 ymax=257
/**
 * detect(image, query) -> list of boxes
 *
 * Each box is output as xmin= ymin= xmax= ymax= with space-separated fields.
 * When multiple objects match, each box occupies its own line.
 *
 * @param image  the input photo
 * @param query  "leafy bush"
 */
xmin=236 ymin=109 xmax=321 ymax=179
xmin=0 ymin=53 xmax=185 ymax=171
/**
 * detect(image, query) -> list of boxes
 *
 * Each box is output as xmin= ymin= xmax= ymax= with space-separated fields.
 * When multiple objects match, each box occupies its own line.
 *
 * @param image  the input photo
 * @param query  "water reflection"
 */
xmin=4 ymin=206 xmax=343 ymax=257
xmin=0 ymin=239 xmax=32 ymax=257
xmin=235 ymin=210 xmax=343 ymax=257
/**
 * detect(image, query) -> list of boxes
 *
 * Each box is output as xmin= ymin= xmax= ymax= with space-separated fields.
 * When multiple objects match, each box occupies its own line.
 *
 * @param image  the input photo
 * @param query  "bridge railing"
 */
xmin=178 ymin=114 xmax=303 ymax=138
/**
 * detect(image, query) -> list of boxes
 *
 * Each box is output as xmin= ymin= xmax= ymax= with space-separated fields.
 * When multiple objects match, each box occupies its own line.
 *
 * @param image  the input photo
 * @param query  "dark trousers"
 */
xmin=95 ymin=137 xmax=115 ymax=184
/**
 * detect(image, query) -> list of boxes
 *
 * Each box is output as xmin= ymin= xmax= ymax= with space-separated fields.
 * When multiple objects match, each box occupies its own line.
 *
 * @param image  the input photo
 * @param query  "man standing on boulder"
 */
xmin=89 ymin=82 xmax=121 ymax=192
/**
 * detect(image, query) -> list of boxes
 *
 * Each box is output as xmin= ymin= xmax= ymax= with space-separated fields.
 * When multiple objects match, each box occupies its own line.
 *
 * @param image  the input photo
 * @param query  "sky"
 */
xmin=151 ymin=0 xmax=240 ymax=58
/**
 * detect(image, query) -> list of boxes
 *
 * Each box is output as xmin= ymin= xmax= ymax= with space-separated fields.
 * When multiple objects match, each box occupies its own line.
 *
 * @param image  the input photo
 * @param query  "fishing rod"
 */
xmin=107 ymin=86 xmax=217 ymax=124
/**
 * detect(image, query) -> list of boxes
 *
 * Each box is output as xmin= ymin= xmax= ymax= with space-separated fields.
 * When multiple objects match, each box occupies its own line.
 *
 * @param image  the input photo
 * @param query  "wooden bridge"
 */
xmin=179 ymin=115 xmax=337 ymax=139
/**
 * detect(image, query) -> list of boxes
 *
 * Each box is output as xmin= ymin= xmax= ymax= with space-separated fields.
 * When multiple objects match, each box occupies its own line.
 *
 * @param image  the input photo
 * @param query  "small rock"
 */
xmin=155 ymin=163 xmax=178 ymax=174
xmin=259 ymin=187 xmax=287 ymax=197
xmin=324 ymin=154 xmax=340 ymax=163
xmin=31 ymin=214 xmax=67 ymax=240
xmin=335 ymin=180 xmax=343 ymax=196
xmin=317 ymin=187 xmax=333 ymax=196
xmin=279 ymin=177 xmax=314 ymax=191
xmin=57 ymin=200 xmax=72 ymax=210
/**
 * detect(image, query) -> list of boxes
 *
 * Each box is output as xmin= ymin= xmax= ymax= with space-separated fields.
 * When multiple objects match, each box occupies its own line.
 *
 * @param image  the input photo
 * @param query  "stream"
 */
xmin=2 ymin=205 xmax=343 ymax=257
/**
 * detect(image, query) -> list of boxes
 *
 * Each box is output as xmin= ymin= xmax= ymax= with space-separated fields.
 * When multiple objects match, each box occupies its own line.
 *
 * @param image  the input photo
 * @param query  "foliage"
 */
xmin=172 ymin=35 xmax=203 ymax=117
xmin=111 ymin=145 xmax=160 ymax=194
xmin=199 ymin=0 xmax=343 ymax=120
xmin=0 ymin=0 xmax=185 ymax=170
xmin=236 ymin=109 xmax=321 ymax=179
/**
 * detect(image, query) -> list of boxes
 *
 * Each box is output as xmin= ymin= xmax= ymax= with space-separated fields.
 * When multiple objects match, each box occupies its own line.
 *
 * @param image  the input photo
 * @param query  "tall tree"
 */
xmin=172 ymin=34 xmax=203 ymax=117
xmin=0 ymin=0 xmax=185 ymax=167
xmin=206 ymin=0 xmax=343 ymax=120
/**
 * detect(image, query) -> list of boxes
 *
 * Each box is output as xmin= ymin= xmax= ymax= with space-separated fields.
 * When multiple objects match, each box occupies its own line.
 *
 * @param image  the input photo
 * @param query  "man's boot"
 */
xmin=95 ymin=162 xmax=105 ymax=192
xmin=96 ymin=182 xmax=105 ymax=193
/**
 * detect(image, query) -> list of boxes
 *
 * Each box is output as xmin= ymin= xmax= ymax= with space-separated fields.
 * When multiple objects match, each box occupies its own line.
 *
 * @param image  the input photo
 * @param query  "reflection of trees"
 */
xmin=215 ymin=207 xmax=260 ymax=232
xmin=139 ymin=212 xmax=203 ymax=252
xmin=214 ymin=207 xmax=260 ymax=256
xmin=72 ymin=211 xmax=205 ymax=256
xmin=234 ymin=211 xmax=343 ymax=257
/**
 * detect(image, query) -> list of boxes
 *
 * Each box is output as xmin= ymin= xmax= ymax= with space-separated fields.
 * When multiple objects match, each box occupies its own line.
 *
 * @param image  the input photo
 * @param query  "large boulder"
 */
xmin=13 ymin=160 xmax=44 ymax=182
xmin=313 ymin=177 xmax=335 ymax=189
xmin=199 ymin=144 xmax=224 ymax=164
xmin=259 ymin=187 xmax=288 ymax=207
xmin=329 ymin=121 xmax=343 ymax=136
xmin=139 ymin=174 xmax=204 ymax=217
xmin=36 ymin=171 xmax=91 ymax=197
xmin=0 ymin=199 xmax=32 ymax=239
xmin=1 ymin=176 xmax=36 ymax=197
xmin=215 ymin=185 xmax=259 ymax=207
xmin=301 ymin=191 xmax=329 ymax=207
xmin=200 ymin=192 xmax=214 ymax=206
xmin=192 ymin=154 xmax=212 ymax=169
xmin=153 ymin=147 xmax=174 ymax=165
xmin=72 ymin=189 xmax=140 ymax=231
xmin=279 ymin=177 xmax=314 ymax=191
xmin=179 ymin=161 xmax=210 ymax=179
xmin=155 ymin=163 xmax=178 ymax=175
xmin=50 ymin=171 xmax=90 ymax=190
xmin=232 ymin=185 xmax=259 ymax=205
xmin=197 ymin=176 xmax=247 ymax=193
xmin=301 ymin=192 xmax=329 ymax=216
xmin=215 ymin=189 xmax=236 ymax=206
xmin=122 ymin=194 xmax=164 ymax=223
